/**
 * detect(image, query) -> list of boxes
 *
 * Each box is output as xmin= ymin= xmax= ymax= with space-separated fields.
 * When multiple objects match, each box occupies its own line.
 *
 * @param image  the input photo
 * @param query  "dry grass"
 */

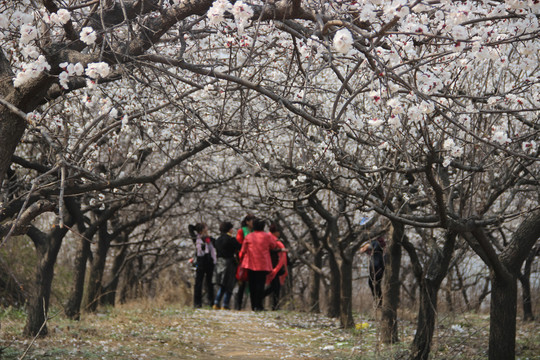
xmin=0 ymin=303 xmax=539 ymax=359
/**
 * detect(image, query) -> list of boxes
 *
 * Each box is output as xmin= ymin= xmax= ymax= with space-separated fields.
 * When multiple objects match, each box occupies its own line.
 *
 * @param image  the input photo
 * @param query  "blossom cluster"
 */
xmin=13 ymin=56 xmax=51 ymax=87
xmin=333 ymin=29 xmax=353 ymax=54
xmin=207 ymin=0 xmax=253 ymax=34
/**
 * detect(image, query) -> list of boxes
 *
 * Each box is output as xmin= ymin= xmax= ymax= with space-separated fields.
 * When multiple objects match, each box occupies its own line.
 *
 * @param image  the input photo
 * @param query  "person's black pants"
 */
xmin=264 ymin=277 xmax=281 ymax=310
xmin=368 ymin=267 xmax=384 ymax=306
xmin=235 ymin=281 xmax=247 ymax=310
xmin=194 ymin=259 xmax=214 ymax=307
xmin=248 ymin=270 xmax=268 ymax=311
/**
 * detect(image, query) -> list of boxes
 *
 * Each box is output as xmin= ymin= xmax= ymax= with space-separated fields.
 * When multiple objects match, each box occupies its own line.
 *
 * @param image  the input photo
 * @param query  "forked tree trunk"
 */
xmin=24 ymin=246 xmax=54 ymax=337
xmin=411 ymin=282 xmax=439 ymax=360
xmin=24 ymin=221 xmax=71 ymax=337
xmin=409 ymin=232 xmax=456 ymax=360
xmin=474 ymin=210 xmax=540 ymax=360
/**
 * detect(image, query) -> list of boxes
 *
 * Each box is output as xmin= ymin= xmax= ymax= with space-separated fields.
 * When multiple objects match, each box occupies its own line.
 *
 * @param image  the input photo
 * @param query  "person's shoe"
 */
xmin=212 ymin=304 xmax=219 ymax=310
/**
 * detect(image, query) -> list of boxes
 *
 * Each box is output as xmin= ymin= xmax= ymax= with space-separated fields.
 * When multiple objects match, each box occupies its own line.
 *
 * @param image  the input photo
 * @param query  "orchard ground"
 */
xmin=1 ymin=303 xmax=539 ymax=360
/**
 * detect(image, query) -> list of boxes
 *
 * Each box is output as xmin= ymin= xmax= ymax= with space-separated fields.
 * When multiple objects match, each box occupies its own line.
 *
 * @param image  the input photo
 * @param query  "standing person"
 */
xmin=213 ymin=221 xmax=241 ymax=310
xmin=188 ymin=223 xmax=216 ymax=308
xmin=264 ymin=223 xmax=288 ymax=310
xmin=239 ymin=218 xmax=282 ymax=311
xmin=235 ymin=213 xmax=255 ymax=310
xmin=360 ymin=236 xmax=386 ymax=307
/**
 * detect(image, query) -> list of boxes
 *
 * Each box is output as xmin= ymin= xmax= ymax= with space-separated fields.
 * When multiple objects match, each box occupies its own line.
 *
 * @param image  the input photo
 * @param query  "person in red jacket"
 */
xmin=239 ymin=218 xmax=283 ymax=311
xmin=234 ymin=213 xmax=255 ymax=310
xmin=264 ymin=223 xmax=288 ymax=310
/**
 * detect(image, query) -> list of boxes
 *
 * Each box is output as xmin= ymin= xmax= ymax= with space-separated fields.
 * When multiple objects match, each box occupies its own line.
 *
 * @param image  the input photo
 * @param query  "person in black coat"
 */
xmin=360 ymin=236 xmax=386 ymax=307
xmin=213 ymin=221 xmax=241 ymax=310
xmin=189 ymin=223 xmax=216 ymax=308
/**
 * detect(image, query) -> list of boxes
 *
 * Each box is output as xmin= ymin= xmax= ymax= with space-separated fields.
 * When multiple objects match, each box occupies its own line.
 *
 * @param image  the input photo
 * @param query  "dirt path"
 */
xmin=170 ymin=308 xmax=357 ymax=359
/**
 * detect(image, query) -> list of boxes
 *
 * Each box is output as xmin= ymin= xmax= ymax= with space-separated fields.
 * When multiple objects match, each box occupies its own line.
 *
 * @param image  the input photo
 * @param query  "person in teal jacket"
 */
xmin=234 ymin=213 xmax=254 ymax=310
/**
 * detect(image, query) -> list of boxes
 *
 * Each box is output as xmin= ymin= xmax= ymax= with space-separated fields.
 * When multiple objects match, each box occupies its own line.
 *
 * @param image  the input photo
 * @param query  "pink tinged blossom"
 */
xmin=443 ymin=138 xmax=463 ymax=157
xmin=85 ymin=62 xmax=110 ymax=79
xmin=12 ymin=11 xmax=34 ymax=27
xmin=74 ymin=63 xmax=84 ymax=76
xmin=492 ymin=129 xmax=511 ymax=145
xmin=451 ymin=25 xmax=468 ymax=40
xmin=207 ymin=0 xmax=232 ymax=25
xmin=232 ymin=1 xmax=253 ymax=33
xmin=52 ymin=9 xmax=71 ymax=25
xmin=13 ymin=55 xmax=51 ymax=87
xmin=333 ymin=28 xmax=353 ymax=54
xmin=21 ymin=45 xmax=40 ymax=59
xmin=368 ymin=118 xmax=384 ymax=128
xmin=442 ymin=157 xmax=452 ymax=167
xmin=20 ymin=24 xmax=38 ymax=45
xmin=80 ymin=26 xmax=97 ymax=45
xmin=59 ymin=71 xmax=69 ymax=89
xmin=522 ymin=140 xmax=537 ymax=154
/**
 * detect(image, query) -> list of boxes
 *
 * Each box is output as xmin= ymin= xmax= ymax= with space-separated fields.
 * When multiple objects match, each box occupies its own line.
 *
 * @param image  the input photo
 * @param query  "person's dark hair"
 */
xmin=253 ymin=218 xmax=266 ymax=231
xmin=188 ymin=223 xmax=206 ymax=241
xmin=219 ymin=221 xmax=234 ymax=234
xmin=241 ymin=213 xmax=255 ymax=227
xmin=269 ymin=223 xmax=280 ymax=234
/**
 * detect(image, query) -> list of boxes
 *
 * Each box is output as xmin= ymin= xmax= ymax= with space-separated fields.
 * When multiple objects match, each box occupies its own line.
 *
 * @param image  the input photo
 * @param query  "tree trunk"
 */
xmin=64 ymin=236 xmax=91 ymax=319
xmin=24 ymin=222 xmax=70 ymax=337
xmin=453 ymin=263 xmax=471 ymax=311
xmin=489 ymin=273 xmax=517 ymax=360
xmin=381 ymin=221 xmax=403 ymax=344
xmin=24 ymin=245 xmax=53 ymax=337
xmin=309 ymin=250 xmax=322 ymax=313
xmin=84 ymin=224 xmax=111 ymax=312
xmin=101 ymin=242 xmax=128 ymax=306
xmin=339 ymin=256 xmax=354 ymax=328
xmin=0 ymin=51 xmax=26 ymax=184
xmin=519 ymin=245 xmax=537 ymax=321
xmin=410 ymin=281 xmax=438 ymax=360
xmin=473 ymin=210 xmax=540 ymax=360
xmin=409 ymin=231 xmax=456 ymax=360
xmin=326 ymin=251 xmax=341 ymax=318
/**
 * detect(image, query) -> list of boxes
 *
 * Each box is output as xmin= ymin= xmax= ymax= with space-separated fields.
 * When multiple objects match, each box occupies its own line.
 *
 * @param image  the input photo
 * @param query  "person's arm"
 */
xmin=236 ymin=228 xmax=244 ymax=244
xmin=195 ymin=236 xmax=204 ymax=257
xmin=239 ymin=235 xmax=249 ymax=261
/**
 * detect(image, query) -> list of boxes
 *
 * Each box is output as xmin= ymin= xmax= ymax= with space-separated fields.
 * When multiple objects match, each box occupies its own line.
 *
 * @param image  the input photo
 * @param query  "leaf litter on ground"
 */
xmin=0 ymin=304 xmax=539 ymax=359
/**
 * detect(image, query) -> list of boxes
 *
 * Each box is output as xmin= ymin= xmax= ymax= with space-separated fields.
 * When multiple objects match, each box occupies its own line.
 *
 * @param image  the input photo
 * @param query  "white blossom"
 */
xmin=13 ymin=56 xmax=51 ymax=87
xmin=85 ymin=62 xmax=110 ymax=79
xmin=21 ymin=45 xmax=40 ymax=59
xmin=59 ymin=71 xmax=69 ymax=89
xmin=522 ymin=140 xmax=537 ymax=154
xmin=207 ymin=0 xmax=232 ymax=25
xmin=232 ymin=1 xmax=253 ymax=33
xmin=20 ymin=24 xmax=38 ymax=45
xmin=80 ymin=26 xmax=97 ymax=45
xmin=333 ymin=28 xmax=353 ymax=54
xmin=492 ymin=129 xmax=511 ymax=145
xmin=55 ymin=9 xmax=71 ymax=24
